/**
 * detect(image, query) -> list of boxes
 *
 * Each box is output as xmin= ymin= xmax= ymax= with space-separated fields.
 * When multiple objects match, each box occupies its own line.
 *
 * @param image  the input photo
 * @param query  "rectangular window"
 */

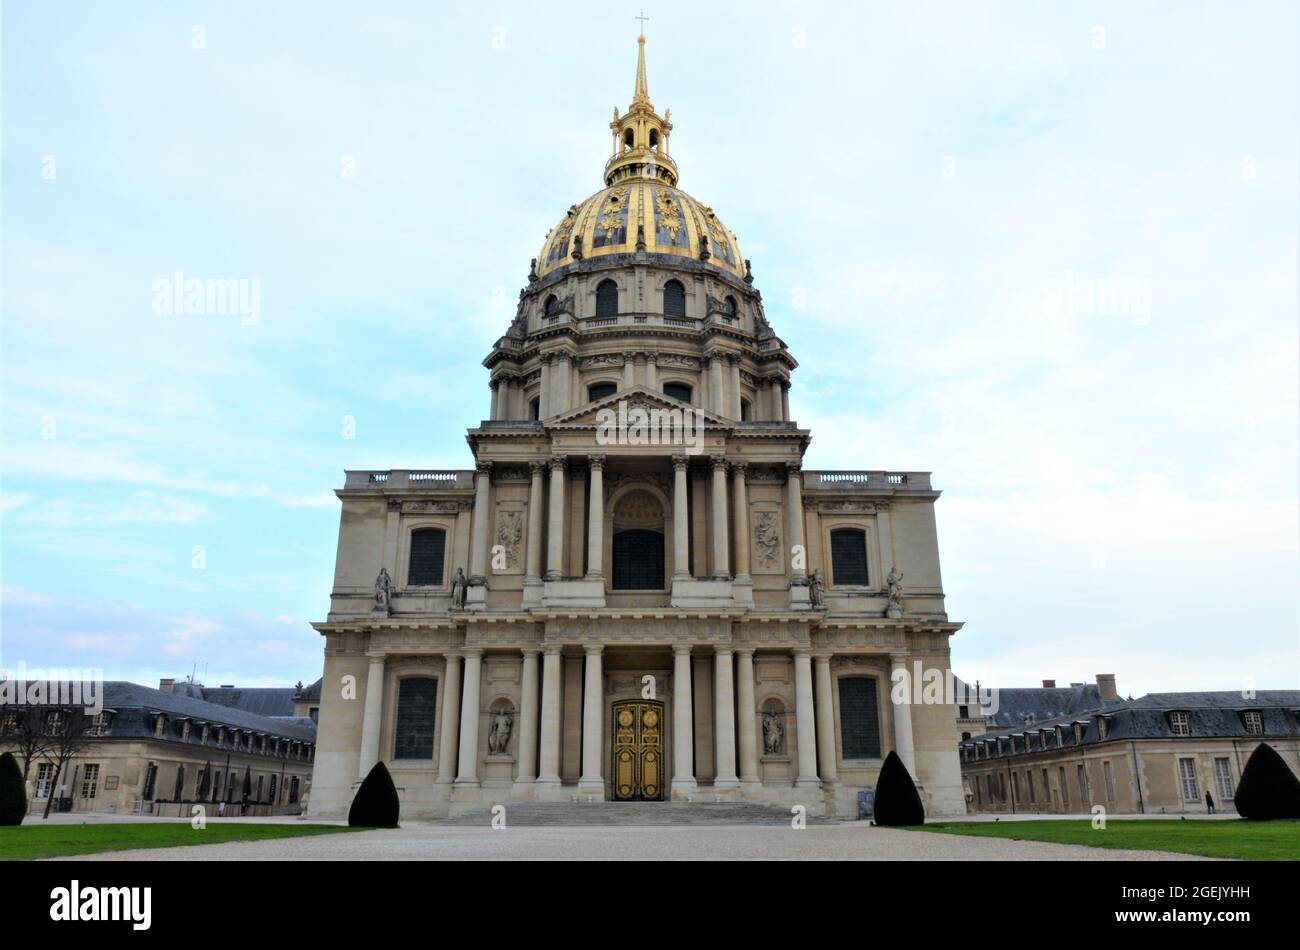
xmin=1042 ymin=768 xmax=1051 ymax=806
xmin=1178 ymin=758 xmax=1199 ymax=802
xmin=394 ymin=677 xmax=439 ymax=760
xmin=35 ymin=762 xmax=54 ymax=798
xmin=1027 ymin=770 xmax=1035 ymax=803
xmin=1077 ymin=764 xmax=1089 ymax=804
xmin=408 ymin=529 xmax=447 ymax=586
xmin=1059 ymin=766 xmax=1069 ymax=807
xmin=1170 ymin=711 xmax=1191 ymax=736
xmin=268 ymin=774 xmax=278 ymax=804
xmin=829 ymin=529 xmax=869 ymax=586
xmin=1214 ymin=758 xmax=1234 ymax=800
xmin=1242 ymin=711 xmax=1263 ymax=735
xmin=837 ymin=677 xmax=881 ymax=759
xmin=89 ymin=713 xmax=111 ymax=736
xmin=80 ymin=764 xmax=100 ymax=799
xmin=1012 ymin=772 xmax=1020 ymax=803
xmin=1103 ymin=760 xmax=1116 ymax=802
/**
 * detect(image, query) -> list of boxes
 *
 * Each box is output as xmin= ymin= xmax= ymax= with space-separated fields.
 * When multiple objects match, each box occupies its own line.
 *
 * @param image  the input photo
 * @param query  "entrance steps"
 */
xmin=436 ymin=800 xmax=848 ymax=827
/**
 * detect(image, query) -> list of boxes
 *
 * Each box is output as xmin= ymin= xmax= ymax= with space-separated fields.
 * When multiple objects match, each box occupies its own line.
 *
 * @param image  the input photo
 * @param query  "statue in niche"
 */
xmin=886 ymin=566 xmax=905 ymax=611
xmin=373 ymin=568 xmax=393 ymax=613
xmin=809 ymin=568 xmax=825 ymax=609
xmin=762 ymin=711 xmax=785 ymax=755
xmin=450 ymin=567 xmax=467 ymax=610
xmin=488 ymin=709 xmax=513 ymax=754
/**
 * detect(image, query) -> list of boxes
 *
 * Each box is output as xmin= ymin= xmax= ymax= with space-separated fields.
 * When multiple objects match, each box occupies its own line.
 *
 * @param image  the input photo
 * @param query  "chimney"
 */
xmin=1096 ymin=673 xmax=1118 ymax=701
xmin=159 ymin=678 xmax=175 ymax=694
xmin=1042 ymin=679 xmax=1056 ymax=688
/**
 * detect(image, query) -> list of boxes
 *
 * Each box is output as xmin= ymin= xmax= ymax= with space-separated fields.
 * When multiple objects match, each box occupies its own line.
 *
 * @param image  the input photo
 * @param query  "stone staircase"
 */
xmin=437 ymin=800 xmax=849 ymax=827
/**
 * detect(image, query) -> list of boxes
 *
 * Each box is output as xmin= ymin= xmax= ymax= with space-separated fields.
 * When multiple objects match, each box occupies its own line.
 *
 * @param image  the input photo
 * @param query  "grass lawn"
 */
xmin=0 ymin=822 xmax=361 ymax=861
xmin=910 ymin=818 xmax=1300 ymax=860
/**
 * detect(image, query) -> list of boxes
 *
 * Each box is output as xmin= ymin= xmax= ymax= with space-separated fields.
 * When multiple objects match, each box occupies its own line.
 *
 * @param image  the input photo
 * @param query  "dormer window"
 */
xmin=153 ymin=714 xmax=167 ymax=739
xmin=1169 ymin=711 xmax=1191 ymax=736
xmin=1054 ymin=725 xmax=1063 ymax=746
xmin=89 ymin=712 xmax=113 ymax=737
xmin=1242 ymin=710 xmax=1264 ymax=735
xmin=1073 ymin=723 xmax=1083 ymax=743
xmin=1097 ymin=717 xmax=1108 ymax=740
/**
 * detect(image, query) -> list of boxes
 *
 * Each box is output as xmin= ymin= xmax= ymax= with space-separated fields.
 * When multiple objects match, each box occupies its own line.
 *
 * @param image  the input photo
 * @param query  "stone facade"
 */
xmin=308 ymin=33 xmax=967 ymax=821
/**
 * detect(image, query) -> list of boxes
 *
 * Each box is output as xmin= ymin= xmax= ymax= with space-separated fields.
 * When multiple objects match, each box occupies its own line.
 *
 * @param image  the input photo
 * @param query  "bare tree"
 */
xmin=39 ymin=706 xmax=93 ymax=820
xmin=0 ymin=708 xmax=53 ymax=783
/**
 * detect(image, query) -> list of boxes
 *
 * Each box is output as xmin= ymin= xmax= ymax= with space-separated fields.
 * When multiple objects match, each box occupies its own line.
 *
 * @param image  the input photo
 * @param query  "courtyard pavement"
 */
xmin=62 ymin=821 xmax=1211 ymax=861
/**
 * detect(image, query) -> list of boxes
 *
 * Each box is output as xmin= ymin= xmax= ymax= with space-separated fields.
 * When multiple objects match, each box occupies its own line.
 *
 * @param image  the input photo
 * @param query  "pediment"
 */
xmin=546 ymin=385 xmax=733 ymax=429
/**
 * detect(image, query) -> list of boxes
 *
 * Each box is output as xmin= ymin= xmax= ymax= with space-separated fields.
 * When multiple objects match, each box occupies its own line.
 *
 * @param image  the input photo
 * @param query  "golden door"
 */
xmin=611 ymin=700 xmax=664 ymax=801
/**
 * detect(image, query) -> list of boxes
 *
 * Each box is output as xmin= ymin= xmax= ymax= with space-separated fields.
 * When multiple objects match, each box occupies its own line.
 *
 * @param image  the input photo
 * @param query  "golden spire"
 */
xmin=633 ymin=12 xmax=650 ymax=105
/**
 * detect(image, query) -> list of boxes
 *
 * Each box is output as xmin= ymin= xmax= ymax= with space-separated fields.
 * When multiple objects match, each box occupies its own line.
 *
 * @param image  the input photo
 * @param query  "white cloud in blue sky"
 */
xmin=2 ymin=1 xmax=1297 ymax=695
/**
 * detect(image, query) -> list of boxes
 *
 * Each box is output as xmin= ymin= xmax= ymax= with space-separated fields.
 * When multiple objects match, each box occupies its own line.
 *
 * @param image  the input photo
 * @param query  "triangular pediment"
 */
xmin=546 ymin=385 xmax=733 ymax=429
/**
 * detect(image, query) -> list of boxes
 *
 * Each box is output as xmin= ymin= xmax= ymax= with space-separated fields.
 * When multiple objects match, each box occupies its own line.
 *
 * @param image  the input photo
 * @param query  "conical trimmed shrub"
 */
xmin=873 ymin=750 xmax=924 ymax=826
xmin=1234 ymin=743 xmax=1300 ymax=820
xmin=0 ymin=752 xmax=27 ymax=826
xmin=348 ymin=761 xmax=400 ymax=828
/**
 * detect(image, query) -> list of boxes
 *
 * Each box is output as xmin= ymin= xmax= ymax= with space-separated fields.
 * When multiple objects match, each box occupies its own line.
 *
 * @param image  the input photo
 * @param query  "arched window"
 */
xmin=612 ymin=490 xmax=665 ymax=590
xmin=394 ymin=676 xmax=438 ymax=760
xmin=838 ymin=676 xmax=882 ymax=759
xmin=724 ymin=295 xmax=738 ymax=318
xmin=588 ymin=382 xmax=617 ymax=402
xmin=649 ymin=129 xmax=659 ymax=151
xmin=530 ymin=397 xmax=540 ymax=421
xmin=740 ymin=399 xmax=751 ymax=421
xmin=596 ymin=279 xmax=619 ymax=316
xmin=663 ymin=382 xmax=692 ymax=404
xmin=408 ymin=528 xmax=447 ymax=586
xmin=623 ymin=129 xmax=634 ymax=151
xmin=544 ymin=294 xmax=559 ymax=316
xmin=663 ymin=279 xmax=686 ymax=317
xmin=829 ymin=528 xmax=868 ymax=586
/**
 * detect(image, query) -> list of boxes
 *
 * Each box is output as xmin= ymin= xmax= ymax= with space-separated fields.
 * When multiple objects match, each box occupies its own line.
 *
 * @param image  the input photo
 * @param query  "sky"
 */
xmin=1 ymin=1 xmax=1297 ymax=697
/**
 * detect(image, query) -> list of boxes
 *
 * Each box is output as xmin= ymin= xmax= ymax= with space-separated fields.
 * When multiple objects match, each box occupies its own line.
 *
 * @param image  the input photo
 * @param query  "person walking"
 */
xmin=1204 ymin=789 xmax=1215 ymax=814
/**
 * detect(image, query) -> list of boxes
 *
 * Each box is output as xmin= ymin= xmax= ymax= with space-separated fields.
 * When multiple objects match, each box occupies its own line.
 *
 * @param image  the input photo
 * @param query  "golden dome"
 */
xmin=536 ymin=181 xmax=746 ymax=280
xmin=534 ymin=32 xmax=746 ymax=282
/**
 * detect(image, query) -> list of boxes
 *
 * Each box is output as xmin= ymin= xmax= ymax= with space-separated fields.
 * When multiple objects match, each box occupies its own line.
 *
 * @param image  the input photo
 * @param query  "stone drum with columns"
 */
xmin=307 ymin=30 xmax=966 ymax=819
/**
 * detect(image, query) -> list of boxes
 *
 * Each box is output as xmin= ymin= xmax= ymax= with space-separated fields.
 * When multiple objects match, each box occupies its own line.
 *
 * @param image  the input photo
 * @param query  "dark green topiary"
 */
xmin=1234 ymin=743 xmax=1300 ymax=820
xmin=0 ymin=752 xmax=28 ymax=826
xmin=348 ymin=761 xmax=400 ymax=828
xmin=873 ymin=750 xmax=925 ymax=826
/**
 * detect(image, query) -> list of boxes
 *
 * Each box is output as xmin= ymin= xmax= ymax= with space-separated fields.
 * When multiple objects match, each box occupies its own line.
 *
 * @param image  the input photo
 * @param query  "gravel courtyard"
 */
xmin=65 ymin=822 xmax=1210 ymax=861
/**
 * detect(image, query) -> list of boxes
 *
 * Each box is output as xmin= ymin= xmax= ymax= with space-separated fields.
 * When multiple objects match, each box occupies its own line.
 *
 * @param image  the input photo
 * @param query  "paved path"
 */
xmin=65 ymin=822 xmax=1208 ymax=861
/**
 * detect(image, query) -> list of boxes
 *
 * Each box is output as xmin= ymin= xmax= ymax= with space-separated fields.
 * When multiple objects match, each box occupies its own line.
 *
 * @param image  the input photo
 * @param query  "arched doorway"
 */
xmin=611 ymin=699 xmax=664 ymax=801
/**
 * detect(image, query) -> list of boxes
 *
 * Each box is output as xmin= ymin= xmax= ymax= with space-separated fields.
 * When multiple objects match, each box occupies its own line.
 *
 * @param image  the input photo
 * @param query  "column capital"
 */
xmin=714 ymin=645 xmax=734 ymax=658
xmin=543 ymin=643 xmax=565 ymax=656
xmin=588 ymin=453 xmax=606 ymax=471
xmin=710 ymin=454 xmax=728 ymax=472
xmin=443 ymin=650 xmax=464 ymax=662
xmin=488 ymin=378 xmax=500 ymax=391
xmin=672 ymin=454 xmax=689 ymax=472
xmin=583 ymin=644 xmax=604 ymax=657
xmin=520 ymin=646 xmax=541 ymax=657
xmin=554 ymin=350 xmax=572 ymax=365
xmin=785 ymin=461 xmax=802 ymax=477
xmin=529 ymin=460 xmax=547 ymax=476
xmin=365 ymin=651 xmax=386 ymax=663
xmin=645 ymin=352 xmax=658 ymax=364
xmin=672 ymin=644 xmax=694 ymax=657
xmin=549 ymin=454 xmax=567 ymax=471
xmin=792 ymin=647 xmax=814 ymax=659
xmin=540 ymin=352 xmax=554 ymax=366
xmin=734 ymin=646 xmax=756 ymax=658
xmin=461 ymin=647 xmax=485 ymax=659
xmin=813 ymin=652 xmax=834 ymax=666
xmin=475 ymin=460 xmax=493 ymax=477
xmin=622 ymin=350 xmax=637 ymax=363
xmin=730 ymin=461 xmax=748 ymax=477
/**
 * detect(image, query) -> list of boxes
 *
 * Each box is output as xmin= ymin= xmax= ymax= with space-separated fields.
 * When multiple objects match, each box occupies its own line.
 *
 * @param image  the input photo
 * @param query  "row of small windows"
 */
xmin=546 ymin=282 xmax=737 ymax=320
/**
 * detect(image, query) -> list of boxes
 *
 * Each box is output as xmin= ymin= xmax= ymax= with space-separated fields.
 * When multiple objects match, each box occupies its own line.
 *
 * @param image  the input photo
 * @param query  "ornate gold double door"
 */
xmin=611 ymin=700 xmax=664 ymax=801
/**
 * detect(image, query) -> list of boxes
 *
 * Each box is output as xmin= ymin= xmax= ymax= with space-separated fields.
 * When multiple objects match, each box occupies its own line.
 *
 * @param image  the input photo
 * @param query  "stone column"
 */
xmin=728 ymin=355 xmax=742 ymax=419
xmin=489 ymin=378 xmax=500 ymax=421
xmin=890 ymin=656 xmax=917 ymax=778
xmin=713 ymin=648 xmax=739 ymax=788
xmin=785 ymin=463 xmax=806 ymax=582
xmin=539 ymin=354 xmax=552 ymax=420
xmin=469 ymin=462 xmax=492 ymax=582
xmin=517 ymin=648 xmax=540 ymax=782
xmin=671 ymin=645 xmax=697 ymax=795
xmin=435 ymin=653 xmax=462 ymax=784
xmin=545 ymin=456 xmax=566 ymax=580
xmin=793 ymin=650 xmax=820 ymax=787
xmin=578 ymin=645 xmax=604 ymax=795
xmin=357 ymin=653 xmax=385 ymax=777
xmin=455 ymin=649 xmax=483 ymax=786
xmin=645 ymin=353 xmax=658 ymax=390
xmin=731 ymin=463 xmax=751 ymax=583
xmin=537 ymin=646 xmax=564 ymax=786
xmin=672 ymin=455 xmax=690 ymax=579
xmin=554 ymin=352 xmax=572 ymax=415
xmin=623 ymin=351 xmax=636 ymax=389
xmin=813 ymin=655 xmax=838 ymax=786
xmin=781 ymin=380 xmax=791 ymax=421
xmin=586 ymin=455 xmax=605 ymax=579
xmin=735 ymin=648 xmax=759 ymax=786
xmin=524 ymin=461 xmax=545 ymax=593
xmin=709 ymin=354 xmax=725 ymax=415
xmin=710 ymin=455 xmax=730 ymax=579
